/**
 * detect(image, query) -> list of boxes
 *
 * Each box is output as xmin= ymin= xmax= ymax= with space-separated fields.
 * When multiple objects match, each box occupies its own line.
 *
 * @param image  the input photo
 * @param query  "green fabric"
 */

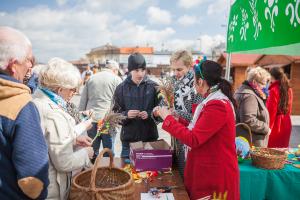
xmin=239 ymin=155 xmax=300 ymax=200
xmin=227 ymin=0 xmax=300 ymax=55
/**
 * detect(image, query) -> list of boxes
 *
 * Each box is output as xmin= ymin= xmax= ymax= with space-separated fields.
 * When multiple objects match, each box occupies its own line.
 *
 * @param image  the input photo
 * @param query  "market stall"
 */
xmin=239 ymin=150 xmax=300 ymax=200
xmin=98 ymin=157 xmax=190 ymax=200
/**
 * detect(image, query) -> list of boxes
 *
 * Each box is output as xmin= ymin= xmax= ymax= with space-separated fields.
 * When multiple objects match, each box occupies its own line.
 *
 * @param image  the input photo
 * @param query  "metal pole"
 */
xmin=225 ymin=52 xmax=232 ymax=81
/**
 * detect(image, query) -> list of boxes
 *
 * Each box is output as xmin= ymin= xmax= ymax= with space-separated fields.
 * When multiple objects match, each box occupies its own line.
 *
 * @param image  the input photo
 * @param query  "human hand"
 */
xmin=76 ymin=135 xmax=92 ymax=147
xmin=127 ymin=110 xmax=140 ymax=118
xmin=138 ymin=111 xmax=148 ymax=120
xmin=153 ymin=106 xmax=160 ymax=117
xmin=85 ymin=147 xmax=94 ymax=159
xmin=157 ymin=106 xmax=172 ymax=120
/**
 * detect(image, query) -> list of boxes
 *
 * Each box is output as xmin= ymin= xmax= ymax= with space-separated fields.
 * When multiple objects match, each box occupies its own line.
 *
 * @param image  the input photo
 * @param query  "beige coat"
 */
xmin=234 ymin=84 xmax=270 ymax=147
xmin=33 ymin=89 xmax=91 ymax=200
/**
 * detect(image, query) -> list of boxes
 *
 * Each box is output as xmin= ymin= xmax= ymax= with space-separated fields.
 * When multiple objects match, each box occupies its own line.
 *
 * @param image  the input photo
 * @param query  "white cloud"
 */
xmin=196 ymin=34 xmax=226 ymax=54
xmin=177 ymin=15 xmax=198 ymax=26
xmin=177 ymin=0 xmax=208 ymax=9
xmin=56 ymin=0 xmax=68 ymax=6
xmin=207 ymin=0 xmax=228 ymax=15
xmin=147 ymin=6 xmax=172 ymax=25
xmin=111 ymin=20 xmax=175 ymax=46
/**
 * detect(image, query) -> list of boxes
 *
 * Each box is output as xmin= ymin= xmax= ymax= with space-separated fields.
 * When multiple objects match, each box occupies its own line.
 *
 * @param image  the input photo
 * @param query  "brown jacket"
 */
xmin=234 ymin=83 xmax=270 ymax=147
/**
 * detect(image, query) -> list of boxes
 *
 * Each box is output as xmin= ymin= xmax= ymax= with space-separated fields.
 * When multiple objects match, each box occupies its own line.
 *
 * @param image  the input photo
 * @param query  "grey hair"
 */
xmin=247 ymin=66 xmax=270 ymax=84
xmin=105 ymin=60 xmax=119 ymax=70
xmin=39 ymin=57 xmax=81 ymax=91
xmin=0 ymin=26 xmax=32 ymax=69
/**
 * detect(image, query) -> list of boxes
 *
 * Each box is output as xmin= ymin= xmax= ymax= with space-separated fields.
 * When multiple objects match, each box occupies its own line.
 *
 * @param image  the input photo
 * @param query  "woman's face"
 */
xmin=57 ymin=87 xmax=77 ymax=102
xmin=171 ymin=59 xmax=190 ymax=80
xmin=194 ymin=75 xmax=206 ymax=96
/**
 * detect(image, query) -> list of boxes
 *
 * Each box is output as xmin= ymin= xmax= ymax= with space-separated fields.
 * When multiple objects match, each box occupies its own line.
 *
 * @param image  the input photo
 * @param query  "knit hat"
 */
xmin=128 ymin=53 xmax=146 ymax=72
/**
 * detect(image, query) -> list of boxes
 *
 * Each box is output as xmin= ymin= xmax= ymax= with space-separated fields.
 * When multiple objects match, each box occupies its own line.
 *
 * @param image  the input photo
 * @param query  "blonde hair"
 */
xmin=170 ymin=50 xmax=193 ymax=67
xmin=39 ymin=57 xmax=81 ymax=91
xmin=247 ymin=66 xmax=270 ymax=84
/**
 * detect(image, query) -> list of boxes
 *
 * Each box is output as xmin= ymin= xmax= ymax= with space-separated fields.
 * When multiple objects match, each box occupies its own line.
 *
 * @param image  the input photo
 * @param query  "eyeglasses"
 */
xmin=25 ymin=56 xmax=36 ymax=67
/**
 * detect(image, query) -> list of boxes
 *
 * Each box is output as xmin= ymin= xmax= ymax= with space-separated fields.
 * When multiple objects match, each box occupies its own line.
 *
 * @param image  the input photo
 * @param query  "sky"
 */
xmin=0 ymin=0 xmax=231 ymax=62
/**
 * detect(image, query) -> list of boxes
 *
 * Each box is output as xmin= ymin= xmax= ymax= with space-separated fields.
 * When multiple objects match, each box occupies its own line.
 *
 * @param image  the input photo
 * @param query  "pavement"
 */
xmin=71 ymin=93 xmax=300 ymax=157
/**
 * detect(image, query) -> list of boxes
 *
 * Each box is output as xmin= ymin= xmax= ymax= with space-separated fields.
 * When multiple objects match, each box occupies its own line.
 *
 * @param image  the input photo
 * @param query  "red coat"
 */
xmin=162 ymin=100 xmax=240 ymax=200
xmin=267 ymin=81 xmax=293 ymax=148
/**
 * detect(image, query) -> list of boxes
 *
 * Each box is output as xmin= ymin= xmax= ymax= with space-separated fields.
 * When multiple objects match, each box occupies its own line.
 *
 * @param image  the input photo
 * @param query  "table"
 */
xmin=239 ymin=157 xmax=300 ymax=200
xmin=98 ymin=157 xmax=190 ymax=200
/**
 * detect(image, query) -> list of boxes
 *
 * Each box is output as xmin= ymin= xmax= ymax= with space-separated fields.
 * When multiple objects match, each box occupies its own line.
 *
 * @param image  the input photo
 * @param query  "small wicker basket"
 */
xmin=69 ymin=148 xmax=135 ymax=200
xmin=250 ymin=148 xmax=287 ymax=170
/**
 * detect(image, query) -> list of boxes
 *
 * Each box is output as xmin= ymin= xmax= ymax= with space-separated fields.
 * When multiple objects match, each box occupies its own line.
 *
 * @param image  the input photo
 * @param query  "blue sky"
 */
xmin=0 ymin=0 xmax=230 ymax=62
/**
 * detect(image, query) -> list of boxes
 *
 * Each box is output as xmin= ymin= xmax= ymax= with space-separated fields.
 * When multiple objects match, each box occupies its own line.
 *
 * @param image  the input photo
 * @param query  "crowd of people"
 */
xmin=0 ymin=26 xmax=294 ymax=200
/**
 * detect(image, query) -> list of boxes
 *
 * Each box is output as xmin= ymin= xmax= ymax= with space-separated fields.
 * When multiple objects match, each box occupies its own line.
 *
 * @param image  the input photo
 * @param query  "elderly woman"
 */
xmin=235 ymin=67 xmax=271 ymax=147
xmin=32 ymin=58 xmax=93 ymax=200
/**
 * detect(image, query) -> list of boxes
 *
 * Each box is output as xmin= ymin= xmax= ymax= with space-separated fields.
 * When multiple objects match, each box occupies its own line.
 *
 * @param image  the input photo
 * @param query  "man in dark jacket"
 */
xmin=113 ymin=53 xmax=160 ymax=158
xmin=0 ymin=26 xmax=49 ymax=200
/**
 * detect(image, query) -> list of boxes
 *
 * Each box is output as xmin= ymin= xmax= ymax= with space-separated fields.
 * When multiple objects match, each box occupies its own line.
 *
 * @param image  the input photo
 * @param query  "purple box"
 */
xmin=129 ymin=139 xmax=173 ymax=172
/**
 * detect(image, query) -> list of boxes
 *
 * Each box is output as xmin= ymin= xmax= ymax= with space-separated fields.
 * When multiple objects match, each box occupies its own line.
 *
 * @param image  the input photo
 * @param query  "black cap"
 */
xmin=128 ymin=53 xmax=146 ymax=72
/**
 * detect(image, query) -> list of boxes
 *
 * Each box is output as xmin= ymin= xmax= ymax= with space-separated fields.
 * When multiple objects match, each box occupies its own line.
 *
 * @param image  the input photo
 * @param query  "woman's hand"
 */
xmin=152 ymin=106 xmax=160 ymax=117
xmin=157 ymin=106 xmax=172 ymax=120
xmin=76 ymin=135 xmax=92 ymax=147
xmin=85 ymin=147 xmax=94 ymax=159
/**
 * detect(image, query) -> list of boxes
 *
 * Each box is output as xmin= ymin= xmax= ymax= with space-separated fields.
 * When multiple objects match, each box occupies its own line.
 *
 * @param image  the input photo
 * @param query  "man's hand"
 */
xmin=76 ymin=135 xmax=92 ymax=147
xmin=127 ymin=110 xmax=140 ymax=118
xmin=139 ymin=111 xmax=148 ymax=120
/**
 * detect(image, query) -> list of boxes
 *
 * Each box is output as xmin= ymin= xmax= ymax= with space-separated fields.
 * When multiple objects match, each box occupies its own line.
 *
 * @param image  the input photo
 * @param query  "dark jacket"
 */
xmin=0 ymin=73 xmax=49 ymax=200
xmin=112 ymin=75 xmax=160 ymax=142
xmin=234 ymin=83 xmax=270 ymax=147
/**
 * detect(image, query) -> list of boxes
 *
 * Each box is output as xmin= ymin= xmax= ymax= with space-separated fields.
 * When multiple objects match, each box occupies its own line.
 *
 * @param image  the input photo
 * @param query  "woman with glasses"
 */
xmin=157 ymin=60 xmax=239 ymax=200
xmin=235 ymin=67 xmax=271 ymax=147
xmin=32 ymin=58 xmax=94 ymax=200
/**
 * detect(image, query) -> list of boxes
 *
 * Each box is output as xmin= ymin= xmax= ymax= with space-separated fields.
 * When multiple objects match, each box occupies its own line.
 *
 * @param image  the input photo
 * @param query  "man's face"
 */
xmin=131 ymin=68 xmax=146 ymax=85
xmin=171 ymin=59 xmax=190 ymax=80
xmin=9 ymin=47 xmax=34 ymax=82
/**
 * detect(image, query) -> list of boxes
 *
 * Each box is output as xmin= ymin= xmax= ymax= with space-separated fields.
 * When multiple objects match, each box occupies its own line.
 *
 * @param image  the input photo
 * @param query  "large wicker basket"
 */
xmin=250 ymin=148 xmax=287 ymax=170
xmin=69 ymin=148 xmax=135 ymax=200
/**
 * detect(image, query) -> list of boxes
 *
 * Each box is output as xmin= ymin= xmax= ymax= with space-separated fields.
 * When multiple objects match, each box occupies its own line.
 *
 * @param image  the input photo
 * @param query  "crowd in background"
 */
xmin=0 ymin=26 xmax=293 ymax=200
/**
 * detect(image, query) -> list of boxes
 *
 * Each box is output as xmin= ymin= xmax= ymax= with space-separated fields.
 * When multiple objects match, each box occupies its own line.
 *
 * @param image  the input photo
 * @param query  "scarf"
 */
xmin=39 ymin=87 xmax=67 ymax=111
xmin=244 ymin=80 xmax=267 ymax=101
xmin=172 ymin=70 xmax=195 ymax=113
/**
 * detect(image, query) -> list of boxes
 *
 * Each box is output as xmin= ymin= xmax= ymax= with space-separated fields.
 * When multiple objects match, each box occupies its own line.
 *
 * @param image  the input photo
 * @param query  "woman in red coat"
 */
xmin=158 ymin=60 xmax=240 ymax=200
xmin=267 ymin=67 xmax=293 ymax=148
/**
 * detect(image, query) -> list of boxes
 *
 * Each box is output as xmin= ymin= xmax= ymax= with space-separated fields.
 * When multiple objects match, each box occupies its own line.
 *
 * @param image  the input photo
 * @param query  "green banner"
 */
xmin=227 ymin=0 xmax=300 ymax=55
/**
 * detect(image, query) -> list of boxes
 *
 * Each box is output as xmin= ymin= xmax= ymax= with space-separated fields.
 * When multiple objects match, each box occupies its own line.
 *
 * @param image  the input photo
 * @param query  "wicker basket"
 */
xmin=250 ymin=148 xmax=287 ymax=169
xmin=235 ymin=123 xmax=253 ymax=146
xmin=69 ymin=148 xmax=135 ymax=200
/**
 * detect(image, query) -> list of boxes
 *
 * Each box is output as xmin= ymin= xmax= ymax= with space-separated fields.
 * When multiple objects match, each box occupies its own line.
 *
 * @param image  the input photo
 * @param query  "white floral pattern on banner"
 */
xmin=229 ymin=15 xmax=238 ymax=42
xmin=240 ymin=8 xmax=249 ymax=41
xmin=285 ymin=0 xmax=300 ymax=27
xmin=264 ymin=0 xmax=278 ymax=32
xmin=250 ymin=0 xmax=262 ymax=40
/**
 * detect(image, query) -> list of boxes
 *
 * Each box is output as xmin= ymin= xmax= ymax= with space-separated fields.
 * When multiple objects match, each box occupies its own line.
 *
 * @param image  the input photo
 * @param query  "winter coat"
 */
xmin=33 ymin=89 xmax=91 ymax=200
xmin=0 ymin=73 xmax=49 ymax=200
xmin=162 ymin=99 xmax=240 ymax=200
xmin=267 ymin=81 xmax=293 ymax=148
xmin=112 ymin=75 xmax=160 ymax=142
xmin=234 ymin=83 xmax=270 ymax=147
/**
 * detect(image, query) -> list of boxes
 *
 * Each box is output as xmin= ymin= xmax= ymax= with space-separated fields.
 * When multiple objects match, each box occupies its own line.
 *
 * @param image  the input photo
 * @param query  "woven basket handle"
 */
xmin=236 ymin=123 xmax=253 ymax=146
xmin=90 ymin=148 xmax=114 ymax=191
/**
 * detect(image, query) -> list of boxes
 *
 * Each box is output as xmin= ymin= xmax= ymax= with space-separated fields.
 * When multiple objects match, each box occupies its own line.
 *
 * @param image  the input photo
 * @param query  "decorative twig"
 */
xmin=91 ymin=109 xmax=127 ymax=145
xmin=156 ymin=78 xmax=174 ymax=109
